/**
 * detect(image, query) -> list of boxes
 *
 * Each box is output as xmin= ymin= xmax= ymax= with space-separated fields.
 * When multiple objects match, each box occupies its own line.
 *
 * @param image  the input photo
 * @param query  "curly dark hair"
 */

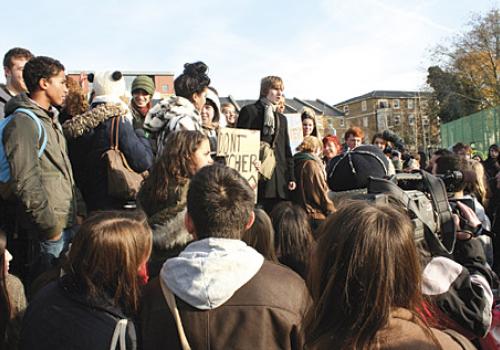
xmin=174 ymin=61 xmax=210 ymax=100
xmin=139 ymin=130 xmax=208 ymax=215
xmin=23 ymin=56 xmax=64 ymax=93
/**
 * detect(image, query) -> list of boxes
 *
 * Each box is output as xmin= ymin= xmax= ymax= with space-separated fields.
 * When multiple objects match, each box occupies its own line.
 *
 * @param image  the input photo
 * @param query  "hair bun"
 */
xmin=183 ymin=61 xmax=208 ymax=77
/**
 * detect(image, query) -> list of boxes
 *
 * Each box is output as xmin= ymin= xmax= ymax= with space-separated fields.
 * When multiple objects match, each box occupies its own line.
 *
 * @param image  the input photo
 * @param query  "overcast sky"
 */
xmin=1 ymin=0 xmax=497 ymax=104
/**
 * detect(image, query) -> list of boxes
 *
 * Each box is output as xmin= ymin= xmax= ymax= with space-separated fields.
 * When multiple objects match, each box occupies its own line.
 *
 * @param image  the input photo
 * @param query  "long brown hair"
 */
xmin=0 ymin=230 xmax=11 ymax=347
xmin=139 ymin=130 xmax=208 ymax=216
xmin=270 ymin=202 xmax=314 ymax=279
xmin=305 ymin=200 xmax=432 ymax=349
xmin=65 ymin=211 xmax=152 ymax=315
xmin=242 ymin=209 xmax=278 ymax=262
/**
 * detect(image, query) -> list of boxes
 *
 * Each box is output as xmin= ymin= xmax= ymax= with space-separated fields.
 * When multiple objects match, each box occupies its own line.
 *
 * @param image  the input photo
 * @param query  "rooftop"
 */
xmin=334 ymin=90 xmax=432 ymax=106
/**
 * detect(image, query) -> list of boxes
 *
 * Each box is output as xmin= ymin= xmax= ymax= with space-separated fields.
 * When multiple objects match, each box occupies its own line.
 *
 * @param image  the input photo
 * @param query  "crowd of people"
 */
xmin=0 ymin=46 xmax=499 ymax=349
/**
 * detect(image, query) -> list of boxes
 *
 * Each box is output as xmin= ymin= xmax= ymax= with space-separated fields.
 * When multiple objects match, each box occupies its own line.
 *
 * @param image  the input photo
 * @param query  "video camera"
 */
xmin=328 ymin=145 xmax=457 ymax=256
xmin=369 ymin=171 xmax=456 ymax=256
xmin=435 ymin=170 xmax=464 ymax=194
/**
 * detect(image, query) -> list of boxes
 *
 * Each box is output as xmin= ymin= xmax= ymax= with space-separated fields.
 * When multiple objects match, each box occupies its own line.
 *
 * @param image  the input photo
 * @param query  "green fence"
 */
xmin=440 ymin=106 xmax=500 ymax=153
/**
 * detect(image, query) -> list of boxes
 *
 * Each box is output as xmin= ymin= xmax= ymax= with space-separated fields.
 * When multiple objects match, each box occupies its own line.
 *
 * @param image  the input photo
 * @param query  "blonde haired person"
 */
xmin=292 ymin=136 xmax=335 ymax=232
xmin=237 ymin=76 xmax=296 ymax=213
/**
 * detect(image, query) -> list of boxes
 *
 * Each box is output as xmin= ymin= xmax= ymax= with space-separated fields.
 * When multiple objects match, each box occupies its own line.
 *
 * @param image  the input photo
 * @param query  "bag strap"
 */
xmin=109 ymin=319 xmax=128 ymax=350
xmin=15 ymin=108 xmax=47 ymax=157
xmin=420 ymin=170 xmax=456 ymax=254
xmin=110 ymin=117 xmax=121 ymax=151
xmin=159 ymin=278 xmax=191 ymax=350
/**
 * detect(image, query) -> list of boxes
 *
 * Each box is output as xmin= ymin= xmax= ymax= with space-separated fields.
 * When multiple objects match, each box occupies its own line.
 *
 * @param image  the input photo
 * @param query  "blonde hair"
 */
xmin=467 ymin=159 xmax=489 ymax=207
xmin=297 ymin=136 xmax=323 ymax=153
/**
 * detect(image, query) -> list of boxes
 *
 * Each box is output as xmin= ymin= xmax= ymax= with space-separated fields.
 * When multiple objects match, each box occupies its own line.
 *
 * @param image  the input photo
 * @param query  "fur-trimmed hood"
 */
xmin=143 ymin=95 xmax=201 ymax=133
xmin=150 ymin=207 xmax=193 ymax=251
xmin=62 ymin=103 xmax=128 ymax=138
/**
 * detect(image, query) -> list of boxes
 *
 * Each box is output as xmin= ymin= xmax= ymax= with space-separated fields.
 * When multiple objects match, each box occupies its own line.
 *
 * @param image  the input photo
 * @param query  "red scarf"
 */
xmin=132 ymin=100 xmax=151 ymax=119
xmin=137 ymin=262 xmax=149 ymax=285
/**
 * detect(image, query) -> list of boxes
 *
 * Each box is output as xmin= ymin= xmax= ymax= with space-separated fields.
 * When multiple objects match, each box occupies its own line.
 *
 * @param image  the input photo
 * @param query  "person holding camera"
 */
xmin=433 ymin=154 xmax=493 ymax=266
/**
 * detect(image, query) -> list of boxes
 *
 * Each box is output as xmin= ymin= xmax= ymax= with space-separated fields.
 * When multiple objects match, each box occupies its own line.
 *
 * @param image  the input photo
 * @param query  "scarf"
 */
xmin=259 ymin=97 xmax=276 ymax=136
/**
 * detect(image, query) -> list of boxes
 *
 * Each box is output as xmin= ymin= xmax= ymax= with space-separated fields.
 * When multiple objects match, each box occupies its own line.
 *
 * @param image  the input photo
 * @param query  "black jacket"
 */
xmin=237 ymin=101 xmax=295 ymax=200
xmin=20 ymin=275 xmax=137 ymax=350
xmin=64 ymin=103 xmax=153 ymax=212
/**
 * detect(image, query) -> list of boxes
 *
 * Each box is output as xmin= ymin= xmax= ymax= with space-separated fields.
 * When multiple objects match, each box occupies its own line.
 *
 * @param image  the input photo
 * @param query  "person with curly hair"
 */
xmin=137 ymin=130 xmax=212 ymax=277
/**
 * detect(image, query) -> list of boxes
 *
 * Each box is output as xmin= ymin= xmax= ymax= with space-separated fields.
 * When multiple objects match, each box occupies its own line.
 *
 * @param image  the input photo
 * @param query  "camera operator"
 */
xmin=433 ymin=154 xmax=493 ymax=265
xmin=328 ymin=147 xmax=494 ymax=339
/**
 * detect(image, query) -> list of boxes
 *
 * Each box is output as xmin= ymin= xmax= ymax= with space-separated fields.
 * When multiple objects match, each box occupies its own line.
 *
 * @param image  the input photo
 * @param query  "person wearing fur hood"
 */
xmin=63 ymin=71 xmax=153 ymax=212
xmin=143 ymin=62 xmax=211 ymax=157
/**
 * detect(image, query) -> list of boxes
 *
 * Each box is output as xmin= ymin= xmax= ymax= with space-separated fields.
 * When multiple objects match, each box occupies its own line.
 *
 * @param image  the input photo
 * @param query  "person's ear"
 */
xmin=4 ymin=66 xmax=12 ymax=79
xmin=244 ymin=210 xmax=255 ymax=230
xmin=39 ymin=77 xmax=50 ymax=91
xmin=185 ymin=211 xmax=197 ymax=239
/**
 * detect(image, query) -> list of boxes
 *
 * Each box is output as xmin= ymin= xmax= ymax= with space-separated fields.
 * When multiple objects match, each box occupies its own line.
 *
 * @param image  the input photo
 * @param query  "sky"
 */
xmin=1 ymin=0 xmax=498 ymax=104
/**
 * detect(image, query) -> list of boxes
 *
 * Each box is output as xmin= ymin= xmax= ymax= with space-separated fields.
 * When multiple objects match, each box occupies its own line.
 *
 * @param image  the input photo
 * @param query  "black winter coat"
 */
xmin=20 ymin=276 xmax=137 ymax=350
xmin=237 ymin=101 xmax=295 ymax=200
xmin=66 ymin=104 xmax=153 ymax=212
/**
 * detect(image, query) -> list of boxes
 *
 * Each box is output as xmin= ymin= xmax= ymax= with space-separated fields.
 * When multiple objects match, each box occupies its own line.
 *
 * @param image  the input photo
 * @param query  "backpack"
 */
xmin=0 ymin=108 xmax=47 ymax=183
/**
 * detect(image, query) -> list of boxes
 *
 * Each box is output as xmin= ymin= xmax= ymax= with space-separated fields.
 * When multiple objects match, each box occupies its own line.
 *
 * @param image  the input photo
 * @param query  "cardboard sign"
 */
xmin=285 ymin=113 xmax=303 ymax=153
xmin=217 ymin=128 xmax=260 ymax=198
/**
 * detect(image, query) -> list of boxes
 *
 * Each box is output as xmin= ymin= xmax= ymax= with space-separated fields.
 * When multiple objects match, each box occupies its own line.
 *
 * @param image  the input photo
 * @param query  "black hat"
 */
xmin=329 ymin=145 xmax=389 ymax=191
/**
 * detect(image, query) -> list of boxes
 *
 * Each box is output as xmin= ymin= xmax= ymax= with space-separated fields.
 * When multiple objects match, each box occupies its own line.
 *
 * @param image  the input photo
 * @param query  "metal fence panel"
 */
xmin=440 ymin=106 xmax=500 ymax=153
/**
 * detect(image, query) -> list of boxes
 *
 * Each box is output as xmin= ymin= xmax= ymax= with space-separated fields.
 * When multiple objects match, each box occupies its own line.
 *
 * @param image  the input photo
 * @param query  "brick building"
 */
xmin=67 ymin=71 xmax=175 ymax=99
xmin=334 ymin=90 xmax=437 ymax=150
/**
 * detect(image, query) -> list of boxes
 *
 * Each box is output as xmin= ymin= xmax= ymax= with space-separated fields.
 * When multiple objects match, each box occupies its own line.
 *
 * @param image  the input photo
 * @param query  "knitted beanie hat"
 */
xmin=131 ymin=75 xmax=155 ymax=96
xmin=89 ymin=71 xmax=127 ymax=103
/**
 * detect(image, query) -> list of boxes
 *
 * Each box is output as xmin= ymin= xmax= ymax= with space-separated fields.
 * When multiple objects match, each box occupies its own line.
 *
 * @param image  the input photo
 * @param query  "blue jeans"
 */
xmin=39 ymin=227 xmax=75 ymax=261
xmin=30 ymin=227 xmax=77 ymax=283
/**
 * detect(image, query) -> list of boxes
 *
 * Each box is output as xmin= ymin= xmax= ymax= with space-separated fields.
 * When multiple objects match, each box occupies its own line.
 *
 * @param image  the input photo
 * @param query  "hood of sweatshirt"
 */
xmin=161 ymin=238 xmax=264 ymax=310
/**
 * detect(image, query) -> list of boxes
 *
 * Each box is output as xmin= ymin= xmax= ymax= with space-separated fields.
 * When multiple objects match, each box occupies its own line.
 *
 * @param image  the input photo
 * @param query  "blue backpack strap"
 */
xmin=14 ymin=108 xmax=47 ymax=157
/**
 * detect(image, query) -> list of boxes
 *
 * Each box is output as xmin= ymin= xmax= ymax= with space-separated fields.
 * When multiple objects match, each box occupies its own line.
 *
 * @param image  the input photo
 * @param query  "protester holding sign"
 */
xmin=237 ymin=76 xmax=295 ymax=213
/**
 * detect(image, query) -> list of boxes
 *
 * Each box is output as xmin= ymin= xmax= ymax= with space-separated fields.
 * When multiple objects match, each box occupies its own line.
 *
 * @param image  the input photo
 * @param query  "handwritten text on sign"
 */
xmin=217 ymin=128 xmax=260 ymax=197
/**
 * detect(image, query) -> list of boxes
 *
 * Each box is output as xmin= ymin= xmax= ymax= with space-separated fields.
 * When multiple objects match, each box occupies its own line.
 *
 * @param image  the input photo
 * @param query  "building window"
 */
xmin=378 ymin=99 xmax=389 ymax=108
xmin=162 ymin=84 xmax=169 ymax=92
xmin=422 ymin=115 xmax=429 ymax=126
xmin=408 ymin=114 xmax=415 ymax=126
xmin=340 ymin=117 xmax=345 ymax=127
xmin=393 ymin=99 xmax=400 ymax=109
xmin=393 ymin=115 xmax=401 ymax=126
xmin=343 ymin=105 xmax=349 ymax=114
xmin=361 ymin=100 xmax=367 ymax=111
xmin=363 ymin=117 xmax=369 ymax=127
xmin=407 ymin=98 xmax=414 ymax=109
